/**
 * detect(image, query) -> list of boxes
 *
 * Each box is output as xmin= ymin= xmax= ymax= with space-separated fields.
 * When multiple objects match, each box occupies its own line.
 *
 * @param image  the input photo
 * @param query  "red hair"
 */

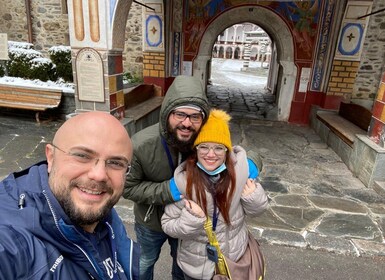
xmin=184 ymin=152 xmax=236 ymax=225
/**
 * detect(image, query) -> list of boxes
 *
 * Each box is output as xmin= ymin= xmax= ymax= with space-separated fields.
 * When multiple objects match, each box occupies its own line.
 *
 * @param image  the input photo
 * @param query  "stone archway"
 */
xmin=110 ymin=1 xmax=134 ymax=50
xmin=194 ymin=5 xmax=296 ymax=121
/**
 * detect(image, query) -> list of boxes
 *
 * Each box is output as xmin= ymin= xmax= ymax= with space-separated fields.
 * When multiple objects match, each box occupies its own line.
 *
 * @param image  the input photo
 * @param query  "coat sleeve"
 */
xmin=233 ymin=145 xmax=268 ymax=216
xmin=123 ymin=145 xmax=175 ymax=205
xmin=0 ymin=226 xmax=40 ymax=279
xmin=161 ymin=200 xmax=206 ymax=239
xmin=241 ymin=182 xmax=269 ymax=216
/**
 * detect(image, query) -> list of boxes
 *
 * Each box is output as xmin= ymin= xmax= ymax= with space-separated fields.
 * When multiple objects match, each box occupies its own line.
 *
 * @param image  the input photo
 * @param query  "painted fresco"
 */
xmin=278 ymin=1 xmax=320 ymax=60
xmin=70 ymin=0 xmax=107 ymax=47
xmin=184 ymin=0 xmax=321 ymax=60
xmin=311 ymin=0 xmax=336 ymax=91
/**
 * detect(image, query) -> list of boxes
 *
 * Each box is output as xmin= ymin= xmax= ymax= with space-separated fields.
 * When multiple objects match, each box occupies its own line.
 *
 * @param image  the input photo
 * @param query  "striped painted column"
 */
xmin=368 ymin=72 xmax=385 ymax=148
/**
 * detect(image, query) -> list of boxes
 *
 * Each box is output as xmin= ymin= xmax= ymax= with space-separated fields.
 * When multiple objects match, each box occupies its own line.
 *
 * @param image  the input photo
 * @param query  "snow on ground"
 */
xmin=210 ymin=58 xmax=268 ymax=88
xmin=0 ymin=57 xmax=264 ymax=94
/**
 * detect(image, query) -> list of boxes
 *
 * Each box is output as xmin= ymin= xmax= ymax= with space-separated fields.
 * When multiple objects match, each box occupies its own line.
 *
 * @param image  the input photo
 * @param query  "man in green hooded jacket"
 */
xmin=123 ymin=76 xmax=211 ymax=279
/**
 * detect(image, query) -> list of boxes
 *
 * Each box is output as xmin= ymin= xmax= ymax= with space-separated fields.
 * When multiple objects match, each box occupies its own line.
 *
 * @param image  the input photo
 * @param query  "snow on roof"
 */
xmin=0 ymin=76 xmax=74 ymax=94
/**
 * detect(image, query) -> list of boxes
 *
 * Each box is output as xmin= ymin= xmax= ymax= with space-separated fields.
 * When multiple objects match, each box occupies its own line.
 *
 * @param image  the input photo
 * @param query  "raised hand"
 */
xmin=184 ymin=199 xmax=206 ymax=218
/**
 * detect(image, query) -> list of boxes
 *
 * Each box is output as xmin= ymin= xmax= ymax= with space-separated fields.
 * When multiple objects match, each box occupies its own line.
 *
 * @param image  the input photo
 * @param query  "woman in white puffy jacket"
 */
xmin=161 ymin=109 xmax=268 ymax=280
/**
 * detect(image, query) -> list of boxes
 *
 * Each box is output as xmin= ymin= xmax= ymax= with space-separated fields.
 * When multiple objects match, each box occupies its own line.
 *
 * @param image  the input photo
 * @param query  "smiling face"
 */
xmin=196 ymin=142 xmax=227 ymax=172
xmin=168 ymin=108 xmax=203 ymax=142
xmin=46 ymin=112 xmax=132 ymax=232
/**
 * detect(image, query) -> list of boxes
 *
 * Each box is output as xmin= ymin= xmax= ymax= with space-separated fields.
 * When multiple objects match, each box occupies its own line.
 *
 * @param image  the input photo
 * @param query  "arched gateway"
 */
xmin=66 ymin=2 xmax=297 ymax=121
xmin=194 ymin=6 xmax=296 ymax=121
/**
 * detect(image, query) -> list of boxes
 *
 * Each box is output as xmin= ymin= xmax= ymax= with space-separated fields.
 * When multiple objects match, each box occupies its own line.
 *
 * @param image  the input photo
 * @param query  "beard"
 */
xmin=50 ymin=175 xmax=120 ymax=227
xmin=167 ymin=123 xmax=198 ymax=153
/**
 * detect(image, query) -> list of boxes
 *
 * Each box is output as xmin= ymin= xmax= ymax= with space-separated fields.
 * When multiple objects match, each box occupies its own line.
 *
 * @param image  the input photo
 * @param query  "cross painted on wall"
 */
xmin=145 ymin=14 xmax=163 ymax=49
xmin=347 ymin=33 xmax=355 ymax=42
xmin=337 ymin=22 xmax=364 ymax=57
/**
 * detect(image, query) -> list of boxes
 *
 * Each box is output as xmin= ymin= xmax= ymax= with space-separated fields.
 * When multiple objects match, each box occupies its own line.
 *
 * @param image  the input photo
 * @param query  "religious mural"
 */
xmin=184 ymin=0 xmax=321 ymax=61
xmin=279 ymin=1 xmax=320 ymax=60
xmin=311 ymin=0 xmax=336 ymax=91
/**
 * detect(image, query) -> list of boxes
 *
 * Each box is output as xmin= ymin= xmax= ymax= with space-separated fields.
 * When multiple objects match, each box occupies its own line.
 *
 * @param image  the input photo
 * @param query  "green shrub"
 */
xmin=5 ymin=41 xmax=59 ymax=81
xmin=29 ymin=57 xmax=58 ymax=82
xmin=0 ymin=64 xmax=4 ymax=77
xmin=48 ymin=46 xmax=73 ymax=82
xmin=6 ymin=47 xmax=42 ymax=78
xmin=4 ymin=41 xmax=74 ymax=82
xmin=123 ymin=71 xmax=143 ymax=84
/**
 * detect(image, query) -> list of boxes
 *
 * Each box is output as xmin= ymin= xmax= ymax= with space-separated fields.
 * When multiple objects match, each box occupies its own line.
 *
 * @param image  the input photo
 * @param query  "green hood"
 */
xmin=159 ymin=76 xmax=210 ymax=144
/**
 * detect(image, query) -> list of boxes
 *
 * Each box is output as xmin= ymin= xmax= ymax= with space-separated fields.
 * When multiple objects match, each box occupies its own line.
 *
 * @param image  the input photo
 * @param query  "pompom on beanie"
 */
xmin=194 ymin=109 xmax=232 ymax=151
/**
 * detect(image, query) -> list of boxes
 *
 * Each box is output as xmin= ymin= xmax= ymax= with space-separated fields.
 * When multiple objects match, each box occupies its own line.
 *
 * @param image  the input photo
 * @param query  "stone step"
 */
xmin=373 ymin=180 xmax=385 ymax=197
xmin=123 ymin=96 xmax=163 ymax=136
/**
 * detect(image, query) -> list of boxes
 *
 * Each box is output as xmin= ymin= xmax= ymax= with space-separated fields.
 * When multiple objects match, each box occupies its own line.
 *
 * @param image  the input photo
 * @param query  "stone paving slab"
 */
xmin=229 ymin=119 xmax=385 ymax=257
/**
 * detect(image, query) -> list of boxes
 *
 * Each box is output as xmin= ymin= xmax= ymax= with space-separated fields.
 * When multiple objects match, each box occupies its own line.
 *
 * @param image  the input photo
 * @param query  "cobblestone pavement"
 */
xmin=2 ymin=112 xmax=384 ymax=259
xmin=207 ymin=58 xmax=277 ymax=120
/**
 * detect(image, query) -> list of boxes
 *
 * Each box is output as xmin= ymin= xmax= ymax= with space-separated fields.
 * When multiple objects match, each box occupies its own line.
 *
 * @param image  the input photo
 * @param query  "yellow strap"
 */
xmin=204 ymin=218 xmax=232 ymax=279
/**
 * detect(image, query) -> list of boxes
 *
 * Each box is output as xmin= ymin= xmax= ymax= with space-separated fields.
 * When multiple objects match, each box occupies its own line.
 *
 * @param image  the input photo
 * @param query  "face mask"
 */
xmin=197 ymin=162 xmax=227 ymax=176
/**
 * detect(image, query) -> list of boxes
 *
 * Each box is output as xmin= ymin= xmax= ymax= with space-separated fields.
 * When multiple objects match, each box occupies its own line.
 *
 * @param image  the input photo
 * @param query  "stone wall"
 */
xmin=353 ymin=0 xmax=385 ymax=103
xmin=0 ymin=0 xmax=143 ymax=78
xmin=0 ymin=0 xmax=29 ymax=43
xmin=123 ymin=3 xmax=143 ymax=79
xmin=29 ymin=0 xmax=70 ymax=52
xmin=0 ymin=0 xmax=69 ymax=53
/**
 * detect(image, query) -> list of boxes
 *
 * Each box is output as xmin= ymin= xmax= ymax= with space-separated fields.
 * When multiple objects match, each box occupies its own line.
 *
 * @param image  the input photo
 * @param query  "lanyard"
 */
xmin=212 ymin=201 xmax=218 ymax=231
xmin=161 ymin=138 xmax=175 ymax=172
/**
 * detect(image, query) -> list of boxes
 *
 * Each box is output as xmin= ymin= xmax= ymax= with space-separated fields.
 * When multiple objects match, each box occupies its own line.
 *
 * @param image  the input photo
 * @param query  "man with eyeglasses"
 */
xmin=0 ymin=111 xmax=140 ymax=279
xmin=123 ymin=76 xmax=210 ymax=280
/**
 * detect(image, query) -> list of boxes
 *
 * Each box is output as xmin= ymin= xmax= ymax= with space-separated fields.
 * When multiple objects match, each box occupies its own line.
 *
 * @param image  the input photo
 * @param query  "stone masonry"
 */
xmin=354 ymin=0 xmax=385 ymax=102
xmin=1 ymin=1 xmax=385 ymax=107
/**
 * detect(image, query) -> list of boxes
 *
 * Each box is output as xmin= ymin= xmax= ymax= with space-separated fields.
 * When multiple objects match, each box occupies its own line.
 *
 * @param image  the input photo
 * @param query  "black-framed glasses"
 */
xmin=171 ymin=111 xmax=203 ymax=124
xmin=50 ymin=143 xmax=131 ymax=175
xmin=196 ymin=144 xmax=227 ymax=156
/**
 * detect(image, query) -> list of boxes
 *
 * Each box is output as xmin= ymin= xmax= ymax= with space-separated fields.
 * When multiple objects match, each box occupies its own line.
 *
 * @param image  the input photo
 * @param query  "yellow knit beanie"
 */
xmin=194 ymin=109 xmax=232 ymax=151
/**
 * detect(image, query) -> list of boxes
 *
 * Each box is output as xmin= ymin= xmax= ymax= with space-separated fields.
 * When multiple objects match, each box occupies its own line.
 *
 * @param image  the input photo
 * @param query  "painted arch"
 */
xmin=194 ymin=5 xmax=297 ymax=121
xmin=110 ymin=0 xmax=134 ymax=50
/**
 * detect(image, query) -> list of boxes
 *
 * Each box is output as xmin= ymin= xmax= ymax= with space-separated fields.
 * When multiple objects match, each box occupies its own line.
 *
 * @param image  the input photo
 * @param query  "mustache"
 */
xmin=176 ymin=125 xmax=195 ymax=132
xmin=69 ymin=179 xmax=112 ymax=195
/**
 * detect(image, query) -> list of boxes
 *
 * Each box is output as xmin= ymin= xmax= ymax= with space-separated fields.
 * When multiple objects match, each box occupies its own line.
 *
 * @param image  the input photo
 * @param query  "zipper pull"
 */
xmin=18 ymin=193 xmax=26 ymax=209
xmin=144 ymin=204 xmax=154 ymax=222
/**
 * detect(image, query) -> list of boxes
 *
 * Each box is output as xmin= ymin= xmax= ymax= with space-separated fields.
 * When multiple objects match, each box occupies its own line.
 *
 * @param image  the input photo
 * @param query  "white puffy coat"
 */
xmin=161 ymin=146 xmax=268 ymax=279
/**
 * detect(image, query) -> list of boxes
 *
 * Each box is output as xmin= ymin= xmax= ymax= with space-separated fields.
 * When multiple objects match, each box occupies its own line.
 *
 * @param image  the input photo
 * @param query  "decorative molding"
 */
xmin=172 ymin=32 xmax=181 ymax=76
xmin=311 ymin=0 xmax=336 ymax=91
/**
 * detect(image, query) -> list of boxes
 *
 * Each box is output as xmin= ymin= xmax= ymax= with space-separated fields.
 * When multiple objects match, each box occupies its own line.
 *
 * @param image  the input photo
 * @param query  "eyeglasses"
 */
xmin=196 ymin=144 xmax=227 ymax=156
xmin=171 ymin=111 xmax=203 ymax=124
xmin=51 ymin=143 xmax=131 ymax=175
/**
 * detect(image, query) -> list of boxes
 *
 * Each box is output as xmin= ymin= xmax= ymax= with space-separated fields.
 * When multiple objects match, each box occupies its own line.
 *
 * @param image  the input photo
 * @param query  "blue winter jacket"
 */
xmin=0 ymin=161 xmax=140 ymax=279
